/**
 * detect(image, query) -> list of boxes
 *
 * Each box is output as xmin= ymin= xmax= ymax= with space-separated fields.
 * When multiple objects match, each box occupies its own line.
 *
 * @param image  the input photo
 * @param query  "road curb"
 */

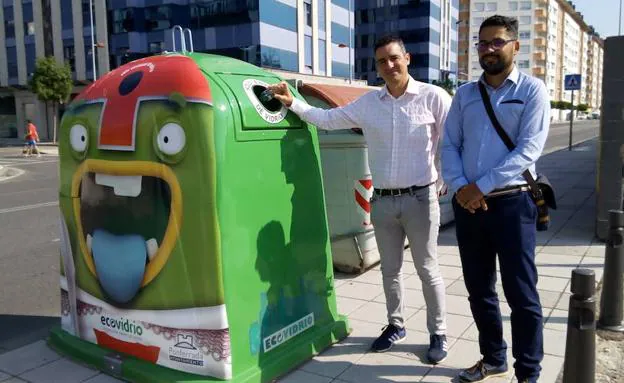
xmin=542 ymin=135 xmax=597 ymax=156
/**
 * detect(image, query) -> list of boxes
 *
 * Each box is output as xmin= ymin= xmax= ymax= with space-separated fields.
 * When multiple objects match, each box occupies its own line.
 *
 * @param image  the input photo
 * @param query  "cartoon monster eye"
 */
xmin=157 ymin=123 xmax=186 ymax=155
xmin=69 ymin=124 xmax=88 ymax=152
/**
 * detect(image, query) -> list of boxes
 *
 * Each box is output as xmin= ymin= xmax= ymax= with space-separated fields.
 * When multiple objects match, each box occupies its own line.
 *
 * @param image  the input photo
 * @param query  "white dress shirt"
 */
xmin=289 ymin=76 xmax=452 ymax=189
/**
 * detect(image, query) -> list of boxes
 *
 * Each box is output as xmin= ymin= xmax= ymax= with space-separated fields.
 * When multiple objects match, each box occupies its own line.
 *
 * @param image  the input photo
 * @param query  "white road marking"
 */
xmin=0 ymin=201 xmax=59 ymax=214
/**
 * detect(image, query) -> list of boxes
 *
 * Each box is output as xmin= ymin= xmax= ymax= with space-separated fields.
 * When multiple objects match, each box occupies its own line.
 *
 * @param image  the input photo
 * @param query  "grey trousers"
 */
xmin=370 ymin=184 xmax=447 ymax=335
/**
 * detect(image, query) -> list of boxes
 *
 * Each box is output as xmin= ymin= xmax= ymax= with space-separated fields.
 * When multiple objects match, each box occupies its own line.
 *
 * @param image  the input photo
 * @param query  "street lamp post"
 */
xmin=89 ymin=0 xmax=96 ymax=81
xmin=348 ymin=0 xmax=352 ymax=83
xmin=618 ymin=0 xmax=622 ymax=36
xmin=455 ymin=20 xmax=461 ymax=84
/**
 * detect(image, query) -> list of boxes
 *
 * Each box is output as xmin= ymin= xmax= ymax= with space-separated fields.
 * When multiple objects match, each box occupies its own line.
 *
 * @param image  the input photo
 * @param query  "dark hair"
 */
xmin=374 ymin=35 xmax=406 ymax=54
xmin=479 ymin=15 xmax=519 ymax=39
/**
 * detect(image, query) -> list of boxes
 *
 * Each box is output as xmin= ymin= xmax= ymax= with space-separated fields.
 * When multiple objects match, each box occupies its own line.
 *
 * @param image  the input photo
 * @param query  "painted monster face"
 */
xmin=64 ymin=55 xmax=212 ymax=304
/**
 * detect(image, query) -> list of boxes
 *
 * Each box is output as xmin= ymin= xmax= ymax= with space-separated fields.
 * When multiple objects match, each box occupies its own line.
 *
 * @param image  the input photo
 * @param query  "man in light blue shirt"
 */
xmin=441 ymin=15 xmax=550 ymax=383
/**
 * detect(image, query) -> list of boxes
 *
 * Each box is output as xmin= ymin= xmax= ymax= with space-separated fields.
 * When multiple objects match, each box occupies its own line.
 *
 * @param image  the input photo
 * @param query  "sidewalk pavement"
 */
xmin=0 ymin=138 xmax=605 ymax=383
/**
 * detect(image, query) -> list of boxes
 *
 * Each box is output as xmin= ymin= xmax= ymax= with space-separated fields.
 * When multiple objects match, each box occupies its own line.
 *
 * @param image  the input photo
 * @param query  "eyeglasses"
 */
xmin=475 ymin=38 xmax=516 ymax=52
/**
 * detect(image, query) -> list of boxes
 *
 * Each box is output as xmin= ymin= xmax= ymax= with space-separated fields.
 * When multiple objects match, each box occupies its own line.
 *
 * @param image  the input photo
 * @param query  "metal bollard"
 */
xmin=597 ymin=209 xmax=624 ymax=332
xmin=562 ymin=268 xmax=596 ymax=383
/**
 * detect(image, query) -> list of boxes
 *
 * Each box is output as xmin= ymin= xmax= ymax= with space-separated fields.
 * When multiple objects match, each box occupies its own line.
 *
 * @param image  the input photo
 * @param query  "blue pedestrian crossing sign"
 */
xmin=565 ymin=74 xmax=582 ymax=91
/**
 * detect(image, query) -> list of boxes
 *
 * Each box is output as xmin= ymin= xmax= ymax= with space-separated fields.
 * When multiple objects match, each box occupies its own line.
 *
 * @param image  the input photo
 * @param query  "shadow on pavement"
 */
xmin=0 ymin=315 xmax=60 ymax=354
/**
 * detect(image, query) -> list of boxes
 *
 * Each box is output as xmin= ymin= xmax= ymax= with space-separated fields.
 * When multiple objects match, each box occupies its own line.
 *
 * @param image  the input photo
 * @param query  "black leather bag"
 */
xmin=478 ymin=82 xmax=557 ymax=231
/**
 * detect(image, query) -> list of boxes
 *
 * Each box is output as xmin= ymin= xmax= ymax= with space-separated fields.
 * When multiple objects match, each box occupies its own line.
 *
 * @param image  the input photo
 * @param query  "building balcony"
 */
xmin=535 ymin=23 xmax=547 ymax=33
xmin=534 ymin=37 xmax=546 ymax=47
xmin=535 ymin=8 xmax=547 ymax=18
xmin=534 ymin=51 xmax=546 ymax=60
xmin=533 ymin=67 xmax=545 ymax=76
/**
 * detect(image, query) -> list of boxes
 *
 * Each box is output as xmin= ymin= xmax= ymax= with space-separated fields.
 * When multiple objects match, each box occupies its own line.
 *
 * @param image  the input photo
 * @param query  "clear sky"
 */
xmin=571 ymin=0 xmax=622 ymax=38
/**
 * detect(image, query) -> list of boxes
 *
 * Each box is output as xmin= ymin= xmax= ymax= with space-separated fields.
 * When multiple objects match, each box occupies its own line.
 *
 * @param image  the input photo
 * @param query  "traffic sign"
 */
xmin=565 ymin=74 xmax=582 ymax=91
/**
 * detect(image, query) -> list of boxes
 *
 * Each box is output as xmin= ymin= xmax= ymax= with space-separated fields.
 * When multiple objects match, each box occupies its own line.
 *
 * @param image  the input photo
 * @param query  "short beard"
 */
xmin=479 ymin=55 xmax=509 ymax=75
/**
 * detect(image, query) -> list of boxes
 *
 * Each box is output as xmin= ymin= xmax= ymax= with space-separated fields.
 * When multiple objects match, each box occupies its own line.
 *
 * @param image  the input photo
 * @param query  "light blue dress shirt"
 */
xmin=441 ymin=66 xmax=551 ymax=195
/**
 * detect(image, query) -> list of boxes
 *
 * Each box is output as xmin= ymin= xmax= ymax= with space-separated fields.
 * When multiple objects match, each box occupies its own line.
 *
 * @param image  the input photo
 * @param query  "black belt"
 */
xmin=485 ymin=184 xmax=530 ymax=198
xmin=374 ymin=182 xmax=434 ymax=197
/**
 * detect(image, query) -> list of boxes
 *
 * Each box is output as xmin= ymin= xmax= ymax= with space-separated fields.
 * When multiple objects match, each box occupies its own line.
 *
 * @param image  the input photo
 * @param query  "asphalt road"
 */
xmin=544 ymin=119 xmax=600 ymax=154
xmin=0 ymin=152 xmax=60 ymax=353
xmin=0 ymin=119 xmax=600 ymax=353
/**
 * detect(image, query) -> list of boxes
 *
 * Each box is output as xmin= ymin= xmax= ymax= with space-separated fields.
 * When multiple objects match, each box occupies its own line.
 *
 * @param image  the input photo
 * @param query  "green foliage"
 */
xmin=577 ymin=103 xmax=589 ymax=112
xmin=432 ymin=79 xmax=455 ymax=96
xmin=29 ymin=56 xmax=73 ymax=104
xmin=28 ymin=56 xmax=74 ymax=142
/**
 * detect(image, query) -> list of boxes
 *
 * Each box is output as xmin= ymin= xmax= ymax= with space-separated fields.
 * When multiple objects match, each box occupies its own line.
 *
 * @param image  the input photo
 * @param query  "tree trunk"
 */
xmin=52 ymin=103 xmax=57 ymax=143
xmin=45 ymin=101 xmax=50 ymax=140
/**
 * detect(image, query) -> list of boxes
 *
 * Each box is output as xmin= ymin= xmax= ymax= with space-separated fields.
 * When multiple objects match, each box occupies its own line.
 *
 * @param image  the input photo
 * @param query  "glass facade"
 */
xmin=318 ymin=0 xmax=326 ymax=32
xmin=354 ymin=0 xmax=456 ymax=84
xmin=3 ymin=0 xmax=349 ymax=84
xmin=319 ymin=39 xmax=326 ymax=75
xmin=60 ymin=0 xmax=72 ymax=31
xmin=3 ymin=5 xmax=14 ymax=39
xmin=6 ymin=46 xmax=17 ymax=79
xmin=25 ymin=43 xmax=36 ymax=76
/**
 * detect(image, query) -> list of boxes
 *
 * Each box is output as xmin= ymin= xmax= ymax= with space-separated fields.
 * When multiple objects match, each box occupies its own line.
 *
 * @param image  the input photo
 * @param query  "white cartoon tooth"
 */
xmin=95 ymin=174 xmax=142 ymax=197
xmin=146 ymin=238 xmax=158 ymax=261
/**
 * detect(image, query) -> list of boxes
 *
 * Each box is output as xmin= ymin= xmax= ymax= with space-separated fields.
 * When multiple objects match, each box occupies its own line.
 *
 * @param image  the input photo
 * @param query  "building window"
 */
xmin=318 ymin=0 xmax=326 ymax=32
xmin=509 ymin=1 xmax=518 ymax=11
xmin=360 ymin=34 xmax=370 ymax=48
xmin=520 ymin=1 xmax=532 ymax=10
xmin=472 ymin=17 xmax=484 ymax=26
xmin=6 ymin=46 xmax=17 ymax=78
xmin=319 ymin=39 xmax=326 ymax=75
xmin=519 ymin=16 xmax=531 ymax=25
xmin=520 ymin=45 xmax=530 ymax=53
xmin=145 ymin=6 xmax=171 ymax=31
xmin=149 ymin=42 xmax=164 ymax=53
xmin=26 ymin=43 xmax=36 ymax=76
xmin=81 ymin=0 xmax=95 ymax=28
xmin=4 ymin=6 xmax=14 ymax=39
xmin=112 ymin=8 xmax=134 ymax=33
xmin=519 ymin=31 xmax=531 ymax=39
xmin=473 ymin=2 xmax=485 ymax=11
xmin=63 ymin=43 xmax=75 ymax=72
xmin=518 ymin=60 xmax=530 ymax=68
xmin=304 ymin=35 xmax=312 ymax=72
xmin=26 ymin=22 xmax=35 ymax=36
xmin=304 ymin=2 xmax=312 ymax=27
xmin=486 ymin=3 xmax=497 ymax=11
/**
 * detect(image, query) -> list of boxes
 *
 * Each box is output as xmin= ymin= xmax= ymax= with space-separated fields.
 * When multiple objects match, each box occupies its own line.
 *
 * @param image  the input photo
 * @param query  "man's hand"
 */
xmin=266 ymin=82 xmax=294 ymax=108
xmin=437 ymin=183 xmax=448 ymax=197
xmin=456 ymin=183 xmax=488 ymax=213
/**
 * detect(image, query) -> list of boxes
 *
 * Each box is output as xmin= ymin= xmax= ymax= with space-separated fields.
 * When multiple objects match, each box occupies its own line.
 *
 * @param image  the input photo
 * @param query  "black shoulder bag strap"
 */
xmin=477 ymin=81 xmax=541 ymax=198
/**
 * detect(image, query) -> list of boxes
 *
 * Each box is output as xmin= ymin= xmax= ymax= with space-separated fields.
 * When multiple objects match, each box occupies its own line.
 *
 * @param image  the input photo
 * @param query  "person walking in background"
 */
xmin=441 ymin=15 xmax=550 ymax=383
xmin=23 ymin=120 xmax=41 ymax=158
xmin=267 ymin=35 xmax=452 ymax=365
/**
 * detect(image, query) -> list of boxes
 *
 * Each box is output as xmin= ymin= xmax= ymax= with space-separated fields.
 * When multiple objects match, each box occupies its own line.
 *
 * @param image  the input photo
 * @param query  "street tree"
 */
xmin=29 ymin=56 xmax=73 ymax=142
xmin=432 ymin=79 xmax=455 ymax=96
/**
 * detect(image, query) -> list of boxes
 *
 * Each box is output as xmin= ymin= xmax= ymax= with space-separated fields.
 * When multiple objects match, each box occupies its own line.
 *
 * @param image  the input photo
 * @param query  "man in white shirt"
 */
xmin=267 ymin=35 xmax=451 ymax=364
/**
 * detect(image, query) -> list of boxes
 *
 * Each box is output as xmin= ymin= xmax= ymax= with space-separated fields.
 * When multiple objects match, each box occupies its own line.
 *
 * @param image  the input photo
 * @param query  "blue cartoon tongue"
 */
xmin=91 ymin=229 xmax=146 ymax=304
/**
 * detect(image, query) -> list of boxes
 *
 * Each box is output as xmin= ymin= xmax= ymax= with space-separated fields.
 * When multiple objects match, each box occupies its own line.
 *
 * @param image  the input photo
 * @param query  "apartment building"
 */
xmin=354 ymin=0 xmax=458 ymax=85
xmin=457 ymin=0 xmax=470 ymax=81
xmin=585 ymin=32 xmax=603 ymax=111
xmin=463 ymin=0 xmax=603 ymax=111
xmin=0 ymin=0 xmax=355 ymax=140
